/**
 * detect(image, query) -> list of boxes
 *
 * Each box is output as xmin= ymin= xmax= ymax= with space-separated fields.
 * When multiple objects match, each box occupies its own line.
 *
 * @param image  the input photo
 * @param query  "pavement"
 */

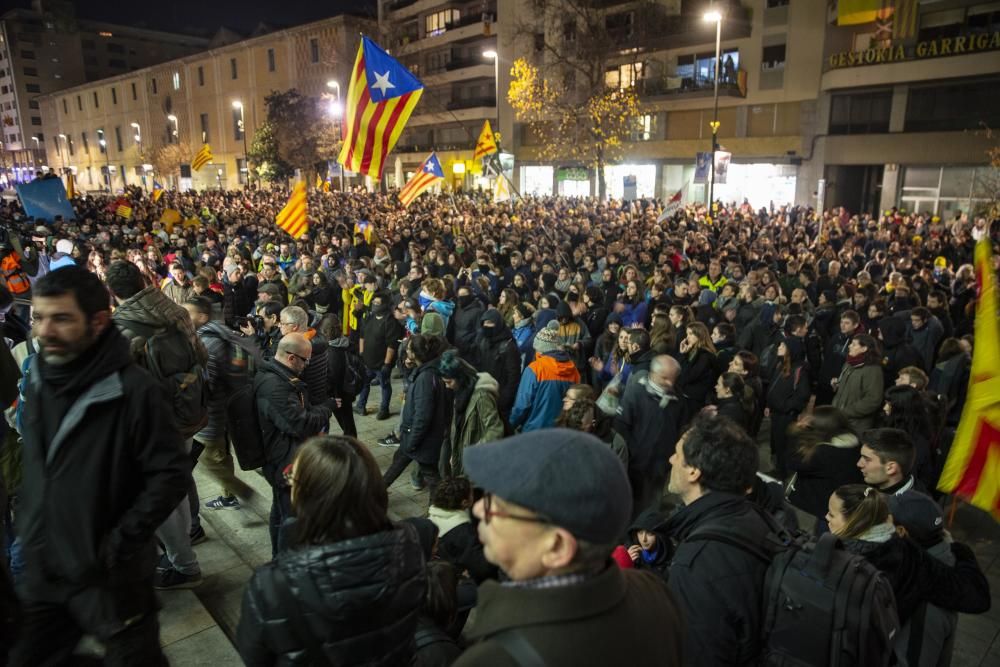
xmin=76 ymin=381 xmax=1000 ymax=664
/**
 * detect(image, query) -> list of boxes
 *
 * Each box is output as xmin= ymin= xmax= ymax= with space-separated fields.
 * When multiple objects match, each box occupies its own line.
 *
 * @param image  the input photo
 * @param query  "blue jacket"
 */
xmin=512 ymin=322 xmax=535 ymax=368
xmin=510 ymin=350 xmax=580 ymax=432
xmin=617 ymin=300 xmax=648 ymax=328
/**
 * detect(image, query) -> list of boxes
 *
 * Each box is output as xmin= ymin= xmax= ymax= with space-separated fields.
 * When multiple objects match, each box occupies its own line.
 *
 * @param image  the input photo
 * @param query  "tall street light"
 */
xmin=233 ymin=100 xmax=250 ymax=189
xmin=99 ymin=138 xmax=111 ymax=191
xmin=56 ymin=133 xmax=67 ymax=173
xmin=167 ymin=114 xmax=179 ymax=143
xmin=30 ymin=136 xmax=40 ymax=171
xmin=482 ymin=49 xmax=500 ymax=141
xmin=326 ymin=80 xmax=345 ymax=190
xmin=704 ymin=9 xmax=723 ymax=212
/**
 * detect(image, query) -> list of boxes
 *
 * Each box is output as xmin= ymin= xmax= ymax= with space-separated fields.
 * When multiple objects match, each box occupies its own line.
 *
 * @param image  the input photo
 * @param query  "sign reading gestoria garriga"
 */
xmin=828 ymin=30 xmax=1000 ymax=69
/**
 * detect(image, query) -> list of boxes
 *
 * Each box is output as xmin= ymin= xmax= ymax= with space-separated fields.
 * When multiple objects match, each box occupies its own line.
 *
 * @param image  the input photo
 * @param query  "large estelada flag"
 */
xmin=192 ymin=144 xmax=213 ymax=171
xmin=276 ymin=181 xmax=308 ymax=239
xmin=938 ymin=238 xmax=1000 ymax=519
xmin=837 ymin=0 xmax=885 ymax=25
xmin=398 ymin=153 xmax=443 ymax=207
xmin=338 ymin=36 xmax=424 ymax=180
xmin=474 ymin=119 xmax=498 ymax=161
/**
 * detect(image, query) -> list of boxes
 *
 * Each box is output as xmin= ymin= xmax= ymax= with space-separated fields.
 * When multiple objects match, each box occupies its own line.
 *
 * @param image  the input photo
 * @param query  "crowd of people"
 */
xmin=0 ymin=181 xmax=996 ymax=666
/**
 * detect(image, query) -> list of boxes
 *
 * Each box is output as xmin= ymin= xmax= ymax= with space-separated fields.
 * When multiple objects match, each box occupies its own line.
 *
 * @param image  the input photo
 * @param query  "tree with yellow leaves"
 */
xmin=508 ymin=0 xmax=654 ymax=199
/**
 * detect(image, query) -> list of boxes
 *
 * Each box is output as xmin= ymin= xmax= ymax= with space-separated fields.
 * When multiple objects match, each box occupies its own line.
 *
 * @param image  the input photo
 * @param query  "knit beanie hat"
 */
xmin=533 ymin=321 xmax=562 ymax=354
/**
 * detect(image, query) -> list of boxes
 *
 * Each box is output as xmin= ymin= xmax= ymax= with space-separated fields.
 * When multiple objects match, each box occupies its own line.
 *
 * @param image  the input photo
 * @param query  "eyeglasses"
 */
xmin=481 ymin=493 xmax=551 ymax=526
xmin=279 ymin=320 xmax=295 ymax=327
xmin=287 ymin=351 xmax=310 ymax=366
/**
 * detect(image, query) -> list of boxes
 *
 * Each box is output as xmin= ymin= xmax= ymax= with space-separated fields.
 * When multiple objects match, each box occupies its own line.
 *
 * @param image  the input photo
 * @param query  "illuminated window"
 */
xmin=425 ymin=9 xmax=460 ymax=37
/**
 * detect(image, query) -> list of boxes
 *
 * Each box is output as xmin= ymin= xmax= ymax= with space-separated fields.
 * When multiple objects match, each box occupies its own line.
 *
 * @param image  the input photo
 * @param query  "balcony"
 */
xmin=628 ymin=6 xmax=752 ymax=54
xmin=640 ymin=76 xmax=743 ymax=99
xmin=387 ymin=0 xmax=417 ymax=10
xmin=447 ymin=96 xmax=496 ymax=111
xmin=445 ymin=12 xmax=495 ymax=31
xmin=446 ymin=56 xmax=487 ymax=71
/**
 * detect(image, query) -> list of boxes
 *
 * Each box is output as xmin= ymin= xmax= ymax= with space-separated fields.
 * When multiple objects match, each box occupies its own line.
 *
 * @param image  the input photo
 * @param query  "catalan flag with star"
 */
xmin=938 ymin=237 xmax=1000 ymax=519
xmin=473 ymin=119 xmax=498 ymax=161
xmin=276 ymin=181 xmax=308 ymax=239
xmin=192 ymin=144 xmax=213 ymax=172
xmin=338 ymin=36 xmax=424 ymax=180
xmin=398 ymin=152 xmax=444 ymax=207
xmin=152 ymin=180 xmax=165 ymax=202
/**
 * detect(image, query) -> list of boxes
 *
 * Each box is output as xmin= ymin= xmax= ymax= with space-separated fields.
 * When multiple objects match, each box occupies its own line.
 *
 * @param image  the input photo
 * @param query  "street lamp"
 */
xmin=326 ymin=80 xmax=345 ymax=190
xmin=99 ymin=138 xmax=111 ymax=191
xmin=483 ymin=49 xmax=500 ymax=139
xmin=31 ymin=136 xmax=39 ymax=171
xmin=57 ymin=133 xmax=68 ymax=173
xmin=704 ymin=9 xmax=723 ymax=211
xmin=167 ymin=114 xmax=178 ymax=143
xmin=232 ymin=100 xmax=250 ymax=189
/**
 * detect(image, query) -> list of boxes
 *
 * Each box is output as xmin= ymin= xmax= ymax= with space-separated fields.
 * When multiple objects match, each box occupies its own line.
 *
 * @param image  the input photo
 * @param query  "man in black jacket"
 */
xmin=255 ymin=332 xmax=333 ymax=556
xmin=473 ymin=309 xmax=521 ymax=419
xmin=663 ymin=413 xmax=773 ymax=667
xmin=355 ymin=291 xmax=403 ymax=420
xmin=11 ymin=267 xmax=189 ymax=665
xmin=615 ymin=355 xmax=683 ymax=517
xmin=453 ymin=285 xmax=484 ymax=361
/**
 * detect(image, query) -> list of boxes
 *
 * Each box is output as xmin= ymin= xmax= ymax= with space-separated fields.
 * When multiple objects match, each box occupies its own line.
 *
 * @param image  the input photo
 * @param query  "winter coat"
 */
xmin=300 ymin=329 xmax=330 ymax=406
xmin=817 ymin=330 xmax=852 ymax=405
xmin=447 ymin=373 xmax=505 ymax=476
xmin=195 ymin=321 xmax=237 ymax=441
xmin=453 ymin=299 xmax=485 ymax=359
xmin=663 ymin=492 xmax=773 ymax=667
xmin=509 ymin=350 xmax=580 ymax=432
xmin=929 ymin=353 xmax=970 ymax=425
xmin=161 ymin=278 xmax=192 ymax=305
xmin=908 ymin=317 xmax=944 ymax=372
xmin=17 ymin=327 xmax=189 ymax=637
xmin=832 ymin=362 xmax=884 ymax=432
xmin=237 ymin=525 xmax=427 ymax=666
xmin=614 ymin=378 xmax=682 ymax=479
xmin=473 ymin=330 xmax=521 ymax=416
xmin=894 ymin=541 xmax=958 ymax=667
xmin=879 ymin=316 xmax=924 ymax=386
xmin=787 ymin=433 xmax=863 ymax=518
xmin=766 ymin=363 xmax=811 ymax=417
xmin=625 ymin=509 xmax=672 ymax=582
xmin=511 ymin=321 xmax=535 ymax=369
xmin=844 ymin=536 xmax=991 ymax=625
xmin=113 ymin=285 xmax=209 ymax=371
xmin=716 ymin=395 xmax=752 ymax=432
xmin=400 ymin=360 xmax=451 ymax=466
xmin=616 ymin=299 xmax=648 ymax=328
xmin=455 ymin=565 xmax=683 ymax=667
xmin=325 ymin=336 xmax=356 ymax=400
xmin=428 ymin=506 xmax=497 ymax=584
xmin=677 ymin=348 xmax=718 ymax=422
xmin=254 ymin=360 xmax=332 ymax=471
xmin=222 ymin=274 xmax=259 ymax=327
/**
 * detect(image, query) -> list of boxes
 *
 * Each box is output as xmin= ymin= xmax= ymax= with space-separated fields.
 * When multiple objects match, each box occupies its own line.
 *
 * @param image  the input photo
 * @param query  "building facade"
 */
xmin=804 ymin=0 xmax=1000 ymax=217
xmin=380 ymin=0 xmax=506 ymax=190
xmin=38 ymin=13 xmax=375 ymax=192
xmin=0 ymin=2 xmax=209 ymax=184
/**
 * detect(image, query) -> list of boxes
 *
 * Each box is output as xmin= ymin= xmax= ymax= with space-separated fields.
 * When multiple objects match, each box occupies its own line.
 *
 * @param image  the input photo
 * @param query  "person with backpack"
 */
xmin=826 ymin=485 xmax=991 ymax=628
xmin=355 ymin=290 xmax=404 ymax=420
xmin=10 ymin=267 xmax=189 ymax=664
xmin=662 ymin=413 xmax=773 ymax=667
xmin=254 ymin=332 xmax=334 ymax=557
xmin=183 ymin=297 xmax=257 ymax=512
xmin=105 ymin=260 xmax=209 ymax=590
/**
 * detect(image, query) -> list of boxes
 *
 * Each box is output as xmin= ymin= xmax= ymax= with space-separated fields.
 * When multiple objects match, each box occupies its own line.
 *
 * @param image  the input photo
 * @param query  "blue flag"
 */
xmin=16 ymin=178 xmax=76 ymax=222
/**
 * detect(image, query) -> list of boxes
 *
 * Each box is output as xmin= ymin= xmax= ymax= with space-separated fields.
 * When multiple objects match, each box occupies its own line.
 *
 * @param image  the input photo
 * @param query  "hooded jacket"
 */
xmin=626 ymin=509 xmax=672 ymax=582
xmin=878 ymin=316 xmax=924 ymax=386
xmin=474 ymin=312 xmax=522 ymax=416
xmin=400 ymin=359 xmax=451 ymax=465
xmin=453 ymin=296 xmax=485 ymax=359
xmin=787 ymin=433 xmax=863 ymax=518
xmin=194 ymin=320 xmax=239 ymax=441
xmin=832 ymin=361 xmax=884 ymax=432
xmin=510 ymin=350 xmax=580 ymax=432
xmin=113 ymin=285 xmax=208 ymax=370
xmin=237 ymin=525 xmax=427 ymax=666
xmin=908 ymin=315 xmax=944 ymax=372
xmin=18 ymin=327 xmax=189 ymax=636
xmin=447 ymin=372 xmax=505 ymax=476
xmin=663 ymin=492 xmax=774 ymax=667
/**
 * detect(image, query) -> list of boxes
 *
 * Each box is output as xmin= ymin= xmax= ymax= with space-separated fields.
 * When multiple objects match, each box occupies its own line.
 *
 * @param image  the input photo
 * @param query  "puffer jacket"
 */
xmin=237 ymin=524 xmax=427 ymax=666
xmin=448 ymin=373 xmax=505 ymax=476
xmin=254 ymin=360 xmax=332 ymax=470
xmin=879 ymin=316 xmax=924 ymax=386
xmin=113 ymin=285 xmax=209 ymax=370
xmin=161 ymin=278 xmax=192 ymax=306
xmin=510 ymin=350 xmax=580 ymax=432
xmin=194 ymin=321 xmax=235 ymax=441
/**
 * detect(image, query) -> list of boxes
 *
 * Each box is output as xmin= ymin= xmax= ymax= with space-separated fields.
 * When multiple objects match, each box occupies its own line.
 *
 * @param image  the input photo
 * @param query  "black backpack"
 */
xmin=117 ymin=318 xmax=208 ymax=439
xmin=689 ymin=522 xmax=899 ymax=667
xmin=226 ymin=374 xmax=266 ymax=471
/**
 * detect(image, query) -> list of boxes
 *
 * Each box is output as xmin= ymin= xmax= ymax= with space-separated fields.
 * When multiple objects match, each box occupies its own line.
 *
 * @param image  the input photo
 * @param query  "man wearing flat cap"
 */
xmin=454 ymin=428 xmax=683 ymax=666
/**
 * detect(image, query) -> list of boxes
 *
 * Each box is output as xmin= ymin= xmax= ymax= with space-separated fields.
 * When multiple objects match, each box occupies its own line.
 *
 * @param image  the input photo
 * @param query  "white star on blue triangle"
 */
xmin=422 ymin=153 xmax=444 ymax=178
xmin=362 ymin=37 xmax=424 ymax=103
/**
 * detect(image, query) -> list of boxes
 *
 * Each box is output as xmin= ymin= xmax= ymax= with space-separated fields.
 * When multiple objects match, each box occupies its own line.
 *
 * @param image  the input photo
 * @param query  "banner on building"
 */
xmin=694 ymin=152 xmax=711 ymax=184
xmin=714 ymin=151 xmax=732 ymax=185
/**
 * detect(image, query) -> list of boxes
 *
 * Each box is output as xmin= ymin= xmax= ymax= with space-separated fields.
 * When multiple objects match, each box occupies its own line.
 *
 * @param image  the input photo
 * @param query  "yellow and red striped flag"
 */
xmin=65 ymin=171 xmax=76 ymax=199
xmin=276 ymin=181 xmax=308 ymax=239
xmin=116 ymin=203 xmax=133 ymax=218
xmin=337 ymin=36 xmax=424 ymax=180
xmin=473 ymin=119 xmax=498 ymax=161
xmin=938 ymin=238 xmax=1000 ymax=519
xmin=837 ymin=0 xmax=884 ymax=25
xmin=398 ymin=152 xmax=443 ymax=207
xmin=191 ymin=144 xmax=213 ymax=171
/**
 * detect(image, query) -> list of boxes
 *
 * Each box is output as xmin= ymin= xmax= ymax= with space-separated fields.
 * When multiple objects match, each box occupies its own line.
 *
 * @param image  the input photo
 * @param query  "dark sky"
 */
xmin=0 ymin=0 xmax=376 ymax=36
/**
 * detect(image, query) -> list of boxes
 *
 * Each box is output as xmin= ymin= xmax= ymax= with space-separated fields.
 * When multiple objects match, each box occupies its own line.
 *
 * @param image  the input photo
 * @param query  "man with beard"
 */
xmin=10 ymin=267 xmax=188 ymax=665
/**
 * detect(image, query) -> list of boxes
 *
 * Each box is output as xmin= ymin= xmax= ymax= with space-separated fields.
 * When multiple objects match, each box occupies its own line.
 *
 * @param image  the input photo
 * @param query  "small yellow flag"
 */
xmin=473 ymin=120 xmax=498 ymax=161
xmin=276 ymin=182 xmax=309 ymax=239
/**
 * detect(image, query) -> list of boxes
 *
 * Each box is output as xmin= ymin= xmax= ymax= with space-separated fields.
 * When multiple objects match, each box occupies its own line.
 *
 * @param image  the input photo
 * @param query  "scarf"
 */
xmin=846 ymin=353 xmax=866 ymax=367
xmin=641 ymin=376 xmax=677 ymax=409
xmin=857 ymin=520 xmax=895 ymax=544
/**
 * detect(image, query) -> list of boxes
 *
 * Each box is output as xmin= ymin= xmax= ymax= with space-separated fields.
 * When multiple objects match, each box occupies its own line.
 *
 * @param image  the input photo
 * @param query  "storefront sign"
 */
xmin=827 ymin=31 xmax=1000 ymax=69
xmin=557 ymin=167 xmax=588 ymax=182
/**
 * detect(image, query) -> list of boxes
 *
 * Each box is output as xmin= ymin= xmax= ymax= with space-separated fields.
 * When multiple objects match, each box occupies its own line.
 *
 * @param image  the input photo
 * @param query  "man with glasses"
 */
xmin=455 ymin=429 xmax=683 ymax=665
xmin=277 ymin=306 xmax=329 ymax=406
xmin=254 ymin=332 xmax=333 ymax=556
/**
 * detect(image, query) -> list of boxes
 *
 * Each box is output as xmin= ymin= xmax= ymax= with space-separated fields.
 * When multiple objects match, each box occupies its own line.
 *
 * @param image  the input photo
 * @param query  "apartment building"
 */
xmin=38 ymin=13 xmax=374 ymax=192
xmin=380 ymin=0 xmax=505 ymax=190
xmin=0 ymin=2 xmax=209 ymax=183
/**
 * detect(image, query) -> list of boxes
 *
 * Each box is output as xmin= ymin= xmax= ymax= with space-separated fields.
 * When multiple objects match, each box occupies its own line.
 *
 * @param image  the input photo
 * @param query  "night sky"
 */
xmin=0 ymin=0 xmax=376 ymax=37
